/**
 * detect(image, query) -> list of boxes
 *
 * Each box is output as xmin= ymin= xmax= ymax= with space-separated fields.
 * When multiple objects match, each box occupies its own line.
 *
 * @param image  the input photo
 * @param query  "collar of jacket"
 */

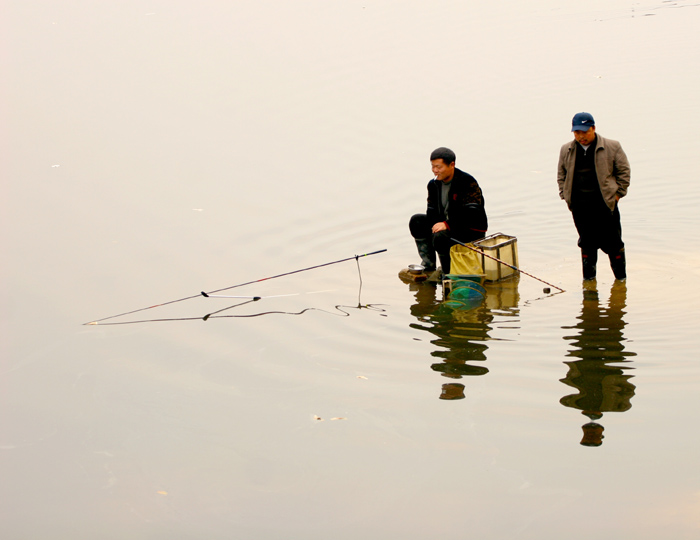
xmin=567 ymin=134 xmax=606 ymax=153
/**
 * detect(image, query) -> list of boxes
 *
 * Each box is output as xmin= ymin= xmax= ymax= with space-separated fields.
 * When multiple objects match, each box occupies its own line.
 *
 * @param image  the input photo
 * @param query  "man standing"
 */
xmin=409 ymin=147 xmax=487 ymax=275
xmin=557 ymin=113 xmax=630 ymax=281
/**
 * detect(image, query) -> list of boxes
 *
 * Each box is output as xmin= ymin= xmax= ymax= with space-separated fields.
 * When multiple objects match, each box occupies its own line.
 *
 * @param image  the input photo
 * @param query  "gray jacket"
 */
xmin=557 ymin=134 xmax=631 ymax=211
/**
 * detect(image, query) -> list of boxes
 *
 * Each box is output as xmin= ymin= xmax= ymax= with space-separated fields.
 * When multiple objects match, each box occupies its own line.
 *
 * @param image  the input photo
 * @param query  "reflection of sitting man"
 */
xmin=440 ymin=383 xmax=466 ymax=401
xmin=407 ymin=277 xmax=521 ymax=400
xmin=426 ymin=307 xmax=492 ymax=379
xmin=560 ymin=281 xmax=636 ymax=446
xmin=407 ymin=282 xmax=493 ymax=399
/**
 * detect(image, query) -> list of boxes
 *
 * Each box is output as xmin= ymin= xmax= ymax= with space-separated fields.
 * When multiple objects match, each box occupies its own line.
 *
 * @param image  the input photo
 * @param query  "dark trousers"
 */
xmin=409 ymin=214 xmax=480 ymax=274
xmin=571 ymin=193 xmax=626 ymax=279
xmin=571 ymin=194 xmax=624 ymax=255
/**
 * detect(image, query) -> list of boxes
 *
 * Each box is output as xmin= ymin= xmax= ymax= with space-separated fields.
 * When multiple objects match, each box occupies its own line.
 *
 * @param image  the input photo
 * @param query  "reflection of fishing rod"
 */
xmin=201 ymin=293 xmax=262 ymax=300
xmin=450 ymin=238 xmax=565 ymax=293
xmin=81 ymin=303 xmax=389 ymax=326
xmin=200 ymin=292 xmax=303 ymax=300
xmin=200 ymin=292 xmax=324 ymax=320
xmin=84 ymin=249 xmax=387 ymax=325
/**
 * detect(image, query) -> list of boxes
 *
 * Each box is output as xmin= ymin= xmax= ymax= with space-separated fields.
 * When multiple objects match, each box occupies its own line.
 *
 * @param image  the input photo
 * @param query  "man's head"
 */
xmin=430 ymin=147 xmax=456 ymax=183
xmin=571 ymin=112 xmax=596 ymax=146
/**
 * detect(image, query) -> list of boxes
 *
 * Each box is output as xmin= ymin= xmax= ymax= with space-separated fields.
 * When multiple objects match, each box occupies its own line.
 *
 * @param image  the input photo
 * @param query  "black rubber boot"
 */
xmin=414 ymin=238 xmax=436 ymax=271
xmin=437 ymin=251 xmax=451 ymax=275
xmin=581 ymin=249 xmax=598 ymax=281
xmin=609 ymin=248 xmax=626 ymax=281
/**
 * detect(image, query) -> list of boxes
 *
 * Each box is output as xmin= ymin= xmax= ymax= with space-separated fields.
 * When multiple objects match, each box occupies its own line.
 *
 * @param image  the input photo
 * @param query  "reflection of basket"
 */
xmin=443 ymin=279 xmax=486 ymax=310
xmin=450 ymin=281 xmax=486 ymax=300
xmin=443 ymin=274 xmax=483 ymax=296
xmin=483 ymin=279 xmax=520 ymax=310
xmin=473 ymin=233 xmax=519 ymax=281
xmin=444 ymin=274 xmax=484 ymax=285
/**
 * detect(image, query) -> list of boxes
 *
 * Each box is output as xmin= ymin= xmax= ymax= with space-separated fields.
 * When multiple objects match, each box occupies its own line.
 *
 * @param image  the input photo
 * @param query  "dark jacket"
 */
xmin=558 ymin=134 xmax=631 ymax=211
xmin=426 ymin=168 xmax=487 ymax=240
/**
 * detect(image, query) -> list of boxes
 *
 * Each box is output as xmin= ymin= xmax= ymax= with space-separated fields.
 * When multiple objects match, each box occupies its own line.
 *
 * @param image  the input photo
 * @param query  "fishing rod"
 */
xmin=84 ymin=249 xmax=387 ymax=325
xmin=450 ymin=238 xmax=565 ymax=293
xmin=203 ymin=249 xmax=387 ymax=296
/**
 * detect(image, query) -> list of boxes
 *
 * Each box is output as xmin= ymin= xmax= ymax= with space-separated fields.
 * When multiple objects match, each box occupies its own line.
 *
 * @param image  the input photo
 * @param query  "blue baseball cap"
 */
xmin=571 ymin=112 xmax=595 ymax=131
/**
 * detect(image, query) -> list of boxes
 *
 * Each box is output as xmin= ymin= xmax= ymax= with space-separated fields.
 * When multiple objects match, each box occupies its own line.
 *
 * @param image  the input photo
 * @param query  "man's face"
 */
xmin=573 ymin=126 xmax=596 ymax=146
xmin=431 ymin=159 xmax=455 ymax=183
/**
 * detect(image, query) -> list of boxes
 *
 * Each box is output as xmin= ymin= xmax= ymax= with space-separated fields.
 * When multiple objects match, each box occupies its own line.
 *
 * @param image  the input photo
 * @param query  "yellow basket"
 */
xmin=473 ymin=233 xmax=519 ymax=282
xmin=449 ymin=243 xmax=484 ymax=276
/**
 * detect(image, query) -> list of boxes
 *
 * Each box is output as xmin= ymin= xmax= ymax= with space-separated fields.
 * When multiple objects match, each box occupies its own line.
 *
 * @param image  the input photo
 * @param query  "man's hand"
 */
xmin=432 ymin=222 xmax=448 ymax=233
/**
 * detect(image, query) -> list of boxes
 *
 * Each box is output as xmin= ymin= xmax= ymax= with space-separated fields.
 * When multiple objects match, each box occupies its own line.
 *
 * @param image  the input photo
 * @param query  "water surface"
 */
xmin=3 ymin=1 xmax=700 ymax=538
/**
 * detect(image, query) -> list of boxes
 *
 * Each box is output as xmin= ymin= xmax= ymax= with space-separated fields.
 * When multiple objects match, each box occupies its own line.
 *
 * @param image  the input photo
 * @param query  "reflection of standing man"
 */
xmin=560 ymin=281 xmax=636 ymax=446
xmin=557 ymin=113 xmax=630 ymax=281
xmin=409 ymin=147 xmax=487 ymax=275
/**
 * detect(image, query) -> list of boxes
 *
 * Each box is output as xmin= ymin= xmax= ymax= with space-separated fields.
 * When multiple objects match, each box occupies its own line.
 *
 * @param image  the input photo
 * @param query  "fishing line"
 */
xmin=199 ymin=291 xmax=331 ymax=320
xmin=355 ymin=256 xmax=364 ymax=306
xmin=85 ymin=303 xmax=388 ymax=325
xmin=84 ymin=249 xmax=387 ymax=325
xmin=201 ymin=299 xmax=257 ymax=320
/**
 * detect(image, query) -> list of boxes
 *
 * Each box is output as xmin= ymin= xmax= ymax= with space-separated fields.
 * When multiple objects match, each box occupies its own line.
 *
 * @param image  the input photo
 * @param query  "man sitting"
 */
xmin=409 ymin=147 xmax=487 ymax=275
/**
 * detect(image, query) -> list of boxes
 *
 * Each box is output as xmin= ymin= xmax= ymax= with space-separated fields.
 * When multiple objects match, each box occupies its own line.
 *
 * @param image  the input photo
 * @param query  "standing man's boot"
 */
xmin=609 ymin=248 xmax=626 ymax=281
xmin=582 ymin=249 xmax=597 ymax=280
xmin=414 ymin=238 xmax=436 ymax=271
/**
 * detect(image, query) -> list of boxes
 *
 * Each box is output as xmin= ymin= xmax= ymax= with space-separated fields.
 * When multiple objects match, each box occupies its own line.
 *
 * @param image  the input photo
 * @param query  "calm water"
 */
xmin=3 ymin=1 xmax=700 ymax=538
